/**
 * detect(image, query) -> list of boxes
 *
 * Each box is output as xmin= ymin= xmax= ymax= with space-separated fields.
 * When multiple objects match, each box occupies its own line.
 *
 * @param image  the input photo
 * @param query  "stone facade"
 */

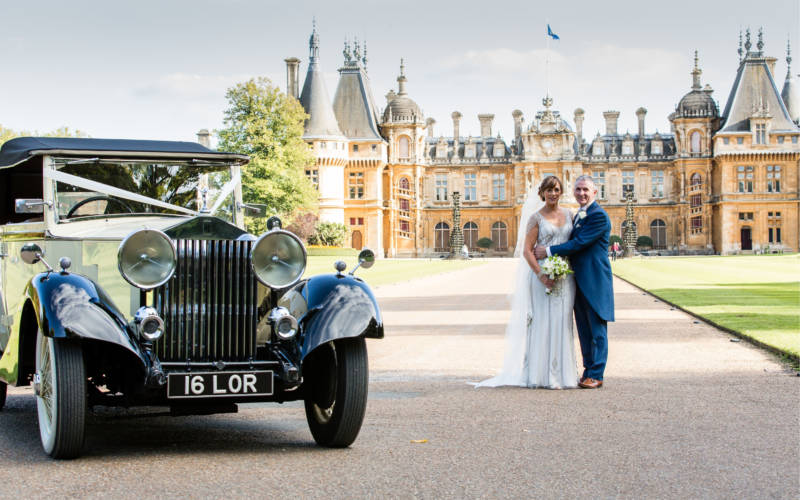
xmin=288 ymin=26 xmax=799 ymax=256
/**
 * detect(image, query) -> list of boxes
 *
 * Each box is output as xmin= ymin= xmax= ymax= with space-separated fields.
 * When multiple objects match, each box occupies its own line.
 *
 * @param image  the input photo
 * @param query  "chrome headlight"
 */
xmin=133 ymin=307 xmax=164 ymax=341
xmin=268 ymin=307 xmax=298 ymax=340
xmin=251 ymin=230 xmax=307 ymax=288
xmin=118 ymin=229 xmax=176 ymax=290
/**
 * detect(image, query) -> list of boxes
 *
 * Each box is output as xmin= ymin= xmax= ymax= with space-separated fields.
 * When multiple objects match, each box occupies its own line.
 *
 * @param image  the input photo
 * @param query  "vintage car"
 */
xmin=0 ymin=137 xmax=383 ymax=458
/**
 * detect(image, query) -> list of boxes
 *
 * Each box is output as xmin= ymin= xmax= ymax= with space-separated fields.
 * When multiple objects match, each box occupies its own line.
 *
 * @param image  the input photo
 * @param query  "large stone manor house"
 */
xmin=282 ymin=25 xmax=799 ymax=257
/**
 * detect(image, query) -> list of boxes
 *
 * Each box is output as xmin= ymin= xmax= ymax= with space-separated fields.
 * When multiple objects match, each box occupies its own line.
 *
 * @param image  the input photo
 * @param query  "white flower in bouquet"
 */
xmin=540 ymin=255 xmax=573 ymax=295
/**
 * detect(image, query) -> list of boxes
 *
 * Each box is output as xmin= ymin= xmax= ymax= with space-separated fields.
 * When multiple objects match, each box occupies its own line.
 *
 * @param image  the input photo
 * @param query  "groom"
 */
xmin=534 ymin=175 xmax=614 ymax=389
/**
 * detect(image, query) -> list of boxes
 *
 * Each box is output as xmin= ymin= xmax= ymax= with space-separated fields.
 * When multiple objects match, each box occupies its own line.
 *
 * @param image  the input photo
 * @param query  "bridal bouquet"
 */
xmin=540 ymin=255 xmax=572 ymax=295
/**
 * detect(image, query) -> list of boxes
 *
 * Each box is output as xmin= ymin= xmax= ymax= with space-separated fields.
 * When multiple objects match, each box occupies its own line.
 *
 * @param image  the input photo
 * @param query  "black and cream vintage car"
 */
xmin=0 ymin=137 xmax=383 ymax=458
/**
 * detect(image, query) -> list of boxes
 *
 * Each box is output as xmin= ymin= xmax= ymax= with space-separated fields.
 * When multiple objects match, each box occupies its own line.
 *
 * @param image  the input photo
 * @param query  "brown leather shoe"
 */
xmin=578 ymin=378 xmax=603 ymax=389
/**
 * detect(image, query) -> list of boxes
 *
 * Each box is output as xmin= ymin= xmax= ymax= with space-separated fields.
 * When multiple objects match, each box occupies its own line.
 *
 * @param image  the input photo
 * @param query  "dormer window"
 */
xmin=465 ymin=143 xmax=476 ymax=158
xmin=622 ymin=143 xmax=632 ymax=155
xmin=755 ymin=124 xmax=766 ymax=144
xmin=436 ymin=139 xmax=448 ymax=159
xmin=651 ymin=142 xmax=662 ymax=155
xmin=593 ymin=141 xmax=605 ymax=156
xmin=493 ymin=140 xmax=505 ymax=158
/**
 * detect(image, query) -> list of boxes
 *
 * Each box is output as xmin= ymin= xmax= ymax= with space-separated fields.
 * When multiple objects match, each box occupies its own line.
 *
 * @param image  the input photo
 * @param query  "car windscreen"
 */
xmin=51 ymin=160 xmax=237 ymax=222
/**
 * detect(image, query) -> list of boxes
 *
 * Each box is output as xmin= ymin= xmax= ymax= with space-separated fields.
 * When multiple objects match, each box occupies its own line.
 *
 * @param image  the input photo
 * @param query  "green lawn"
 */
xmin=302 ymin=256 xmax=487 ymax=287
xmin=612 ymin=254 xmax=800 ymax=359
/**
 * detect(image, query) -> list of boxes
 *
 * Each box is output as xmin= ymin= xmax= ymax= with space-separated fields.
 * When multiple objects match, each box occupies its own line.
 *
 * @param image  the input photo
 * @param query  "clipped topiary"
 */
xmin=476 ymin=237 xmax=494 ymax=249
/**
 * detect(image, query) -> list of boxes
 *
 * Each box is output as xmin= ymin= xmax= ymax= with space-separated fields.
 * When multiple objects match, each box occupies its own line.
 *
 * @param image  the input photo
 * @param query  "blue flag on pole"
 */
xmin=547 ymin=24 xmax=560 ymax=40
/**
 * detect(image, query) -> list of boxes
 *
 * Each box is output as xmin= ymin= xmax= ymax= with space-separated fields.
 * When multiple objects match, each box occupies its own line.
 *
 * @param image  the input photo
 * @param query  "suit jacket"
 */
xmin=549 ymin=201 xmax=615 ymax=322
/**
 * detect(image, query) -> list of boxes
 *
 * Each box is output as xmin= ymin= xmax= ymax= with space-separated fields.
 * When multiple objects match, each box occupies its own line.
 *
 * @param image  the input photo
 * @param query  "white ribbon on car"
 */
xmin=209 ymin=171 xmax=241 ymax=215
xmin=43 ymin=167 xmax=199 ymax=216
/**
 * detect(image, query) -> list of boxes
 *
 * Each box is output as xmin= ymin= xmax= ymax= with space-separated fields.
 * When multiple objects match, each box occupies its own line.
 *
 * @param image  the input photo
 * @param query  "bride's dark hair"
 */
xmin=538 ymin=176 xmax=564 ymax=201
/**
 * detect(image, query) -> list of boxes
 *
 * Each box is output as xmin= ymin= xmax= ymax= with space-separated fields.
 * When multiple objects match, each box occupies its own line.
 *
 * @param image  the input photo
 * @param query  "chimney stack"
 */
xmin=603 ymin=110 xmax=620 ymax=136
xmin=635 ymin=107 xmax=647 ymax=137
xmin=426 ymin=117 xmax=436 ymax=138
xmin=452 ymin=111 xmax=462 ymax=140
xmin=512 ymin=109 xmax=523 ymax=137
xmin=573 ymin=108 xmax=585 ymax=145
xmin=197 ymin=129 xmax=211 ymax=148
xmin=284 ymin=57 xmax=301 ymax=98
xmin=478 ymin=113 xmax=495 ymax=137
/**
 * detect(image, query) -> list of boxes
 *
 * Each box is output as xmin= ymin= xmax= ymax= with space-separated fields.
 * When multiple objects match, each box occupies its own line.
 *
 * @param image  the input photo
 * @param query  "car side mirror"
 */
xmin=349 ymin=248 xmax=375 ymax=276
xmin=357 ymin=248 xmax=375 ymax=269
xmin=20 ymin=243 xmax=44 ymax=265
xmin=15 ymin=199 xmax=49 ymax=214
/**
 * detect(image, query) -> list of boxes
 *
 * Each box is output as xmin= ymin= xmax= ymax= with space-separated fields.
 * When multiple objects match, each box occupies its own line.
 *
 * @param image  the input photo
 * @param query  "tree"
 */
xmin=216 ymin=77 xmax=317 ymax=234
xmin=609 ymin=234 xmax=623 ymax=246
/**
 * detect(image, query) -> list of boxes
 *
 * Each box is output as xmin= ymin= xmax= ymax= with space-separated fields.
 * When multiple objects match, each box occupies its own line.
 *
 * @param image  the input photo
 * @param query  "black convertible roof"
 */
xmin=0 ymin=137 xmax=249 ymax=169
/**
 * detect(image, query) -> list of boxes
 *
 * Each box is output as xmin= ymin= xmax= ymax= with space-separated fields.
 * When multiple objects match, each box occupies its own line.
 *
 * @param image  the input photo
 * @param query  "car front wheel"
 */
xmin=304 ymin=337 xmax=368 ymax=447
xmin=35 ymin=330 xmax=86 ymax=459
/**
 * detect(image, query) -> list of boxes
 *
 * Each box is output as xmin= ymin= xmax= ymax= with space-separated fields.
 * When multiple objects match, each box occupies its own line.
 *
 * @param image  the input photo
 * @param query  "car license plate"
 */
xmin=167 ymin=371 xmax=273 ymax=399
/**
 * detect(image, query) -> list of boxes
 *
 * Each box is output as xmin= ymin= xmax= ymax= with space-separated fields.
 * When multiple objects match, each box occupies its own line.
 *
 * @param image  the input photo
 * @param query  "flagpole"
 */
xmin=545 ymin=19 xmax=550 ymax=98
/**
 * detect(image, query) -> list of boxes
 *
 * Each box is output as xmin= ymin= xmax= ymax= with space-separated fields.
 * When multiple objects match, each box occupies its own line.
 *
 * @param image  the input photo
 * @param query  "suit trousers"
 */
xmin=574 ymin=285 xmax=608 ymax=380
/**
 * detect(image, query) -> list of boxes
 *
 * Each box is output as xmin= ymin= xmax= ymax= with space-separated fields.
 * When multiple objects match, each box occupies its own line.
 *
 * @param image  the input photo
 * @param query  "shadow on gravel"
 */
xmin=0 ymin=394 xmax=329 ymax=460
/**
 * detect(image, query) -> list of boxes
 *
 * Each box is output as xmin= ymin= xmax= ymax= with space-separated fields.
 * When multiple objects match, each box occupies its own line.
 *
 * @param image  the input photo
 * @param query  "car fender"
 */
xmin=0 ymin=271 xmax=146 ymax=385
xmin=299 ymin=274 xmax=383 ymax=360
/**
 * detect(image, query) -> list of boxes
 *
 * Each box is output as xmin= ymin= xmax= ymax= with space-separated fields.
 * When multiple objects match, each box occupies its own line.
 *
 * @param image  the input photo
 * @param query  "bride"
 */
xmin=477 ymin=176 xmax=577 ymax=389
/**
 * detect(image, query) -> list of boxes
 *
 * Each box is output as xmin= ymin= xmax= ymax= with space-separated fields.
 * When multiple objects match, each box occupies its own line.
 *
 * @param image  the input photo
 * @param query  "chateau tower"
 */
xmin=381 ymin=59 xmax=426 ymax=256
xmin=298 ymin=21 xmax=348 ymax=224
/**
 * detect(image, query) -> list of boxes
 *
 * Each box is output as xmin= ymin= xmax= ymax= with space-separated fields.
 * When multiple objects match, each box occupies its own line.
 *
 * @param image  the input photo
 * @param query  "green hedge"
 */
xmin=306 ymin=246 xmax=360 ymax=257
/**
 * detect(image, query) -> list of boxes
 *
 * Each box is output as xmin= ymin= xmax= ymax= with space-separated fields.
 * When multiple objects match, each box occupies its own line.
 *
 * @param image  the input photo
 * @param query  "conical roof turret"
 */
xmin=298 ymin=21 xmax=345 ymax=139
xmin=781 ymin=39 xmax=800 ymax=123
xmin=332 ymin=37 xmax=383 ymax=140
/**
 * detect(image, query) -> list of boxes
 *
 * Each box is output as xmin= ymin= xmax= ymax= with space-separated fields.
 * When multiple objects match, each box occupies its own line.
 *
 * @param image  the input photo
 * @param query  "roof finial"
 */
xmin=691 ymin=50 xmax=702 ymax=90
xmin=745 ymin=27 xmax=752 ymax=52
xmin=343 ymin=37 xmax=351 ymax=63
xmin=757 ymin=27 xmax=764 ymax=52
xmin=309 ymin=19 xmax=320 ymax=64
xmin=788 ymin=37 xmax=793 ymax=72
xmin=353 ymin=36 xmax=361 ymax=63
xmin=362 ymin=40 xmax=368 ymax=71
xmin=738 ymin=29 xmax=743 ymax=62
xmin=397 ymin=58 xmax=408 ymax=95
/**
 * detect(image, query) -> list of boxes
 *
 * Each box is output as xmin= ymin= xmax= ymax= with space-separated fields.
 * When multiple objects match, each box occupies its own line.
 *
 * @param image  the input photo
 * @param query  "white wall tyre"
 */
xmin=35 ymin=330 xmax=86 ymax=459
xmin=304 ymin=337 xmax=368 ymax=447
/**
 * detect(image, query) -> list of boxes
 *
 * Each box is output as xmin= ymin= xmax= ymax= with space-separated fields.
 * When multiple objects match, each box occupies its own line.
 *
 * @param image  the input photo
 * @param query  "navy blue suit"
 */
xmin=549 ymin=201 xmax=614 ymax=381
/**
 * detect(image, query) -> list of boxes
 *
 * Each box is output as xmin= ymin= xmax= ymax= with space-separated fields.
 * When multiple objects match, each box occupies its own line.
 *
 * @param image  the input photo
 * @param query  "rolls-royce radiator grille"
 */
xmin=152 ymin=240 xmax=258 ymax=362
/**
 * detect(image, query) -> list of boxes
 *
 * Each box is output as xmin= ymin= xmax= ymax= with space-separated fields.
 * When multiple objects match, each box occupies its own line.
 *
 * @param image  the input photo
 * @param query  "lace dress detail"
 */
xmin=477 ymin=208 xmax=578 ymax=389
xmin=523 ymin=208 xmax=577 ymax=388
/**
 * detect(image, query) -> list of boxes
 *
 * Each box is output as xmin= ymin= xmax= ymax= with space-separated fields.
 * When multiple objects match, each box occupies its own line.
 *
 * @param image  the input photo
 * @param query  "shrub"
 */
xmin=636 ymin=235 xmax=653 ymax=248
xmin=609 ymin=234 xmax=622 ymax=246
xmin=285 ymin=212 xmax=318 ymax=242
xmin=309 ymin=221 xmax=348 ymax=247
xmin=476 ymin=237 xmax=494 ymax=249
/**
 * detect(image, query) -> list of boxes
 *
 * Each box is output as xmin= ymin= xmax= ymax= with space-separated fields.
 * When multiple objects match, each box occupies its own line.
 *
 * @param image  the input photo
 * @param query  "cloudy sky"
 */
xmin=1 ymin=0 xmax=798 ymax=145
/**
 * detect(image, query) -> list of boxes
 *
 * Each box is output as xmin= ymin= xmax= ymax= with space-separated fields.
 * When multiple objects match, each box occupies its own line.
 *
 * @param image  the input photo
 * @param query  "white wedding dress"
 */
xmin=477 ymin=205 xmax=578 ymax=389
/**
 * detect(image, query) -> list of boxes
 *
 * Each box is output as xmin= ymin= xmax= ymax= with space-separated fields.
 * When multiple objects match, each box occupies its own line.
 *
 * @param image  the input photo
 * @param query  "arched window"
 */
xmin=463 ymin=222 xmax=478 ymax=251
xmin=434 ymin=222 xmax=450 ymax=252
xmin=399 ymin=177 xmax=410 ymax=191
xmin=491 ymin=221 xmax=508 ymax=250
xmin=650 ymin=219 xmax=666 ymax=249
xmin=690 ymin=172 xmax=702 ymax=186
xmin=690 ymin=131 xmax=702 ymax=153
xmin=398 ymin=136 xmax=410 ymax=159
